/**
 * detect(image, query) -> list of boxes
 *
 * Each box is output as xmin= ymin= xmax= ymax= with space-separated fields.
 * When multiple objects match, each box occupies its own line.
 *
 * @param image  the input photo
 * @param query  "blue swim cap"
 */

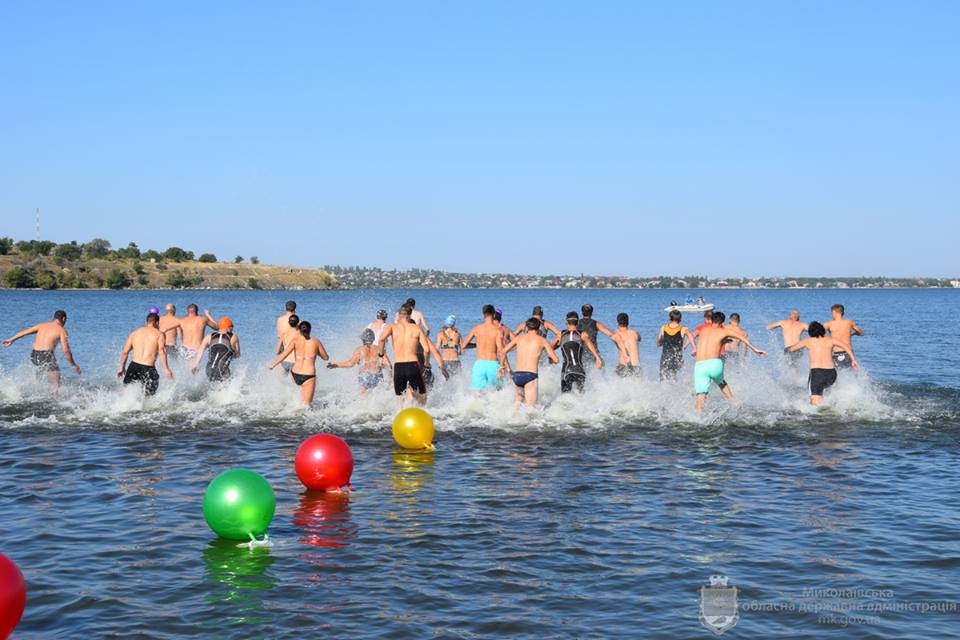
xmin=444 ymin=315 xmax=456 ymax=327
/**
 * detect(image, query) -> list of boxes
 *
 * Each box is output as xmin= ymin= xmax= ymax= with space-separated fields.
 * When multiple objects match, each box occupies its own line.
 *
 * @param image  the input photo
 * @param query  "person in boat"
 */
xmin=435 ymin=315 xmax=463 ymax=377
xmin=823 ymin=304 xmax=864 ymax=370
xmin=328 ymin=328 xmax=392 ymax=393
xmin=191 ymin=317 xmax=240 ymax=382
xmin=686 ymin=293 xmax=694 ymax=305
xmin=787 ymin=321 xmax=859 ymax=405
xmin=3 ymin=309 xmax=81 ymax=393
xmin=610 ymin=313 xmax=642 ymax=377
xmin=694 ymin=311 xmax=766 ymax=412
xmin=268 ymin=320 xmax=329 ymax=406
xmin=554 ymin=312 xmax=603 ymax=393
xmin=656 ymin=310 xmax=696 ymax=381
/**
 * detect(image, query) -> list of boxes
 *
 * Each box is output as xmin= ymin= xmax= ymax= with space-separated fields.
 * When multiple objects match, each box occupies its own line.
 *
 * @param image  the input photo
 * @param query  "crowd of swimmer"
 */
xmin=2 ymin=297 xmax=864 ymax=413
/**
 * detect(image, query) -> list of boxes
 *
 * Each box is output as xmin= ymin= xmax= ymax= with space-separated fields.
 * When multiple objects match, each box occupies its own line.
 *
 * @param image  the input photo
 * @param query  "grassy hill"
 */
xmin=0 ymin=254 xmax=337 ymax=290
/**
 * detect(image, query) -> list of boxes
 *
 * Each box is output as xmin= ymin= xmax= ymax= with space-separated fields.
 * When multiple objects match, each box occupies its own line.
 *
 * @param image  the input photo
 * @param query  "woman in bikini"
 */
xmin=268 ymin=320 xmax=329 ymax=405
xmin=434 ymin=315 xmax=463 ymax=376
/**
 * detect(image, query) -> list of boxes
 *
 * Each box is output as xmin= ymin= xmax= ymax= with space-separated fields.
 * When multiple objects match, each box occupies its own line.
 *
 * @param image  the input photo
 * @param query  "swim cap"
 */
xmin=218 ymin=316 xmax=233 ymax=331
xmin=148 ymin=306 xmax=160 ymax=315
xmin=495 ymin=307 xmax=503 ymax=316
xmin=361 ymin=328 xmax=375 ymax=345
xmin=444 ymin=315 xmax=456 ymax=328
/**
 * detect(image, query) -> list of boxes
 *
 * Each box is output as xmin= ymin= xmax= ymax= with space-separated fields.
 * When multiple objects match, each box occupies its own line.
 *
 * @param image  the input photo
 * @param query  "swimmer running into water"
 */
xmin=768 ymin=310 xmax=809 ymax=369
xmin=501 ymin=317 xmax=559 ymax=411
xmin=191 ymin=317 xmax=240 ymax=382
xmin=656 ymin=310 xmax=696 ymax=381
xmin=461 ymin=305 xmax=506 ymax=392
xmin=379 ymin=306 xmax=448 ymax=407
xmin=787 ymin=321 xmax=859 ymax=406
xmin=3 ymin=309 xmax=81 ymax=393
xmin=158 ymin=304 xmax=183 ymax=361
xmin=268 ymin=321 xmax=329 ymax=406
xmin=177 ymin=304 xmax=218 ymax=362
xmin=513 ymin=306 xmax=562 ymax=340
xmin=693 ymin=311 xmax=766 ymax=412
xmin=118 ymin=312 xmax=173 ymax=396
xmin=328 ymin=329 xmax=392 ymax=394
xmin=276 ymin=314 xmax=300 ymax=375
xmin=823 ymin=304 xmax=864 ymax=370
xmin=435 ymin=316 xmax=463 ymax=376
xmin=610 ymin=312 xmax=642 ymax=377
xmin=554 ymin=312 xmax=603 ymax=393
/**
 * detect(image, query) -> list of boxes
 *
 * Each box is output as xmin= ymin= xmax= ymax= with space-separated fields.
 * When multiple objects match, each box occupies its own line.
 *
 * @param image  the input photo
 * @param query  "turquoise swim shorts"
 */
xmin=471 ymin=359 xmax=501 ymax=390
xmin=694 ymin=358 xmax=726 ymax=394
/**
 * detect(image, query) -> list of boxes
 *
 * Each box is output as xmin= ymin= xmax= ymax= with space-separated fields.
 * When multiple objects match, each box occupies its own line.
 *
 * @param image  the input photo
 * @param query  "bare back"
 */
xmin=158 ymin=315 xmax=180 ymax=346
xmin=513 ymin=333 xmax=554 ymax=373
xmin=387 ymin=321 xmax=428 ymax=364
xmin=129 ymin=327 xmax=164 ymax=366
xmin=613 ymin=328 xmax=640 ymax=365
xmin=824 ymin=319 xmax=858 ymax=352
xmin=32 ymin=322 xmax=67 ymax=351
xmin=696 ymin=326 xmax=736 ymax=360
xmin=180 ymin=315 xmax=210 ymax=350
xmin=292 ymin=337 xmax=325 ymax=375
xmin=775 ymin=319 xmax=808 ymax=347
xmin=469 ymin=321 xmax=502 ymax=360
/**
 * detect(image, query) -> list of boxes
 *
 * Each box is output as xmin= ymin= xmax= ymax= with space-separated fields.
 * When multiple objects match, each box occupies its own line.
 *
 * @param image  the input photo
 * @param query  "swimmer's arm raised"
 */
xmin=203 ymin=310 xmax=218 ymax=330
xmin=766 ymin=320 xmax=782 ymax=331
xmin=3 ymin=324 xmax=40 ymax=346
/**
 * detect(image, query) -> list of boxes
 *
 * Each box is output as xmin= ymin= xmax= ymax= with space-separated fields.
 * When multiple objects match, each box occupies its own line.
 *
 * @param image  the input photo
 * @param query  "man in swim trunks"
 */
xmin=694 ymin=311 xmax=714 ymax=337
xmin=461 ymin=304 xmax=506 ymax=392
xmin=554 ymin=312 xmax=603 ymax=393
xmin=178 ymin=304 xmax=218 ymax=361
xmin=395 ymin=298 xmax=430 ymax=335
xmin=276 ymin=314 xmax=300 ymax=375
xmin=768 ymin=310 xmax=809 ymax=369
xmin=379 ymin=306 xmax=447 ymax=407
xmin=435 ymin=315 xmax=463 ymax=377
xmin=191 ymin=316 xmax=240 ymax=382
xmin=158 ymin=304 xmax=183 ymax=361
xmin=787 ymin=321 xmax=859 ymax=405
xmin=577 ymin=304 xmax=613 ymax=364
xmin=118 ymin=312 xmax=173 ymax=396
xmin=500 ymin=317 xmax=559 ymax=410
xmin=823 ymin=304 xmax=864 ymax=370
xmin=328 ymin=328 xmax=392 ymax=394
xmin=720 ymin=313 xmax=748 ymax=364
xmin=694 ymin=311 xmax=766 ymax=412
xmin=610 ymin=313 xmax=642 ymax=377
xmin=275 ymin=300 xmax=298 ymax=368
xmin=656 ymin=310 xmax=696 ymax=381
xmin=3 ymin=309 xmax=81 ymax=393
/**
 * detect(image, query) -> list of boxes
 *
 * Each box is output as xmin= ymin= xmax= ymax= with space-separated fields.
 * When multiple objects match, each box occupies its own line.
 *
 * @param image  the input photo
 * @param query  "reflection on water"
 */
xmin=202 ymin=538 xmax=276 ymax=626
xmin=390 ymin=450 xmax=435 ymax=496
xmin=292 ymin=491 xmax=355 ymax=550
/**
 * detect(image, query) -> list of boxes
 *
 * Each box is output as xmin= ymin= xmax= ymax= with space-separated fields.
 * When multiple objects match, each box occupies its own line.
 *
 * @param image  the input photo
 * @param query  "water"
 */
xmin=1 ymin=288 xmax=958 ymax=638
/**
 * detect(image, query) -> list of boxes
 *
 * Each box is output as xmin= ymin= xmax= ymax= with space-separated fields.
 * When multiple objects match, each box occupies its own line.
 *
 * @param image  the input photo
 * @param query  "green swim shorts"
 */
xmin=694 ymin=358 xmax=726 ymax=395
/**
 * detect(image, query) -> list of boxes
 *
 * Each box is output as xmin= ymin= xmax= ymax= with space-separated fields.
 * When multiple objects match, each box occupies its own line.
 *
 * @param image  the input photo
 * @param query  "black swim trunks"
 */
xmin=292 ymin=372 xmax=316 ymax=386
xmin=561 ymin=372 xmax=585 ymax=394
xmin=30 ymin=350 xmax=59 ymax=374
xmin=512 ymin=371 xmax=538 ymax=387
xmin=123 ymin=361 xmax=160 ymax=396
xmin=394 ymin=362 xmax=426 ymax=396
xmin=832 ymin=351 xmax=853 ymax=369
xmin=616 ymin=364 xmax=640 ymax=378
xmin=809 ymin=368 xmax=838 ymax=396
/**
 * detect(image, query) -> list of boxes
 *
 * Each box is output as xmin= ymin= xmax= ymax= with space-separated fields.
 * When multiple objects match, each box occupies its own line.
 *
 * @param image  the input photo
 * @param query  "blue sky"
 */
xmin=1 ymin=1 xmax=957 ymax=277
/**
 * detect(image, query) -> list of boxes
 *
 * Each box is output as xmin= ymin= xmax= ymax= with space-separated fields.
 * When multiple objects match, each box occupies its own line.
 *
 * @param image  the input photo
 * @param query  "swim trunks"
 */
xmin=359 ymin=371 xmax=383 ymax=390
xmin=394 ymin=362 xmax=426 ymax=396
xmin=471 ymin=359 xmax=500 ymax=390
xmin=616 ymin=364 xmax=640 ymax=378
xmin=832 ymin=351 xmax=853 ymax=369
xmin=30 ymin=350 xmax=59 ymax=373
xmin=809 ymin=368 xmax=838 ymax=396
xmin=123 ymin=361 xmax=160 ymax=396
xmin=163 ymin=345 xmax=179 ymax=360
xmin=292 ymin=372 xmax=316 ymax=386
xmin=694 ymin=358 xmax=726 ymax=395
xmin=512 ymin=371 xmax=538 ymax=387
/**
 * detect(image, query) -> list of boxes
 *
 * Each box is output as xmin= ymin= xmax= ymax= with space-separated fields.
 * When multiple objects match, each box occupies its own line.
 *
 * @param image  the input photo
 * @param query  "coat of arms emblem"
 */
xmin=699 ymin=575 xmax=739 ymax=635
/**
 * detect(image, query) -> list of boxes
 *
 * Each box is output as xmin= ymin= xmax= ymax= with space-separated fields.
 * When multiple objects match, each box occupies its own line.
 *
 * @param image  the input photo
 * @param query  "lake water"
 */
xmin=1 ymin=288 xmax=958 ymax=638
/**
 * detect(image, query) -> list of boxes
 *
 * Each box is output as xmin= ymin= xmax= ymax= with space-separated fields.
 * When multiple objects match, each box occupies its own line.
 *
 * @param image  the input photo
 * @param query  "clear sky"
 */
xmin=1 ymin=2 xmax=957 ymax=277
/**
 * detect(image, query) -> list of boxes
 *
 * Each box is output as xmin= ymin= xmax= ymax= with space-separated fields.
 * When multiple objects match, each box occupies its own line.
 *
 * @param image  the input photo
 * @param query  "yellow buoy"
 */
xmin=392 ymin=407 xmax=435 ymax=450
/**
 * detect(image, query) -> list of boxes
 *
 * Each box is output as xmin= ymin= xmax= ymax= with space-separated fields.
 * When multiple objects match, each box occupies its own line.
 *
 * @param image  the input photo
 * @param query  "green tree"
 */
xmin=105 ymin=268 xmax=132 ymax=289
xmin=166 ymin=271 xmax=191 ymax=288
xmin=0 ymin=237 xmax=13 ymax=255
xmin=4 ymin=267 xmax=36 ymax=288
xmin=247 ymin=277 xmax=262 ymax=289
xmin=116 ymin=242 xmax=141 ymax=260
xmin=198 ymin=253 xmax=217 ymax=263
xmin=83 ymin=238 xmax=113 ymax=259
xmin=163 ymin=247 xmax=194 ymax=262
xmin=234 ymin=256 xmax=243 ymax=263
xmin=250 ymin=256 xmax=259 ymax=264
xmin=35 ymin=270 xmax=59 ymax=290
xmin=142 ymin=249 xmax=163 ymax=262
xmin=54 ymin=242 xmax=83 ymax=260
xmin=58 ymin=270 xmax=80 ymax=288
xmin=132 ymin=262 xmax=145 ymax=275
xmin=15 ymin=240 xmax=56 ymax=256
